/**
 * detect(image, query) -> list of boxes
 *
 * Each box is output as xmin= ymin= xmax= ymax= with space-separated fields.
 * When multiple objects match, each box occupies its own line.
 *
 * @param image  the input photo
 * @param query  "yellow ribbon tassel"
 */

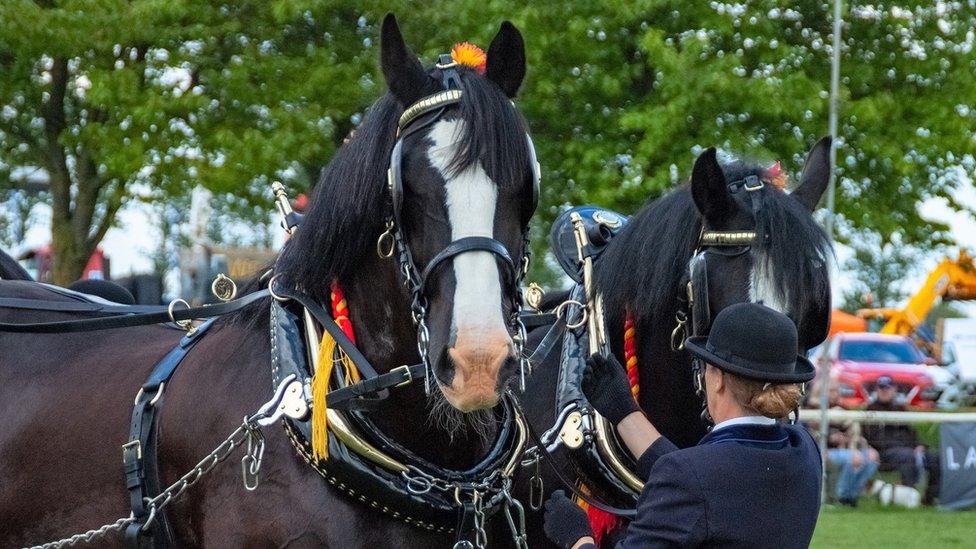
xmin=311 ymin=335 xmax=337 ymax=461
xmin=310 ymin=333 xmax=362 ymax=461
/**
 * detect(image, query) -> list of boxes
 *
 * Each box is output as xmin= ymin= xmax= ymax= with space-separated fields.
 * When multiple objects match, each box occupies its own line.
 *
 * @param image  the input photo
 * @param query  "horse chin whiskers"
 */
xmin=425 ymin=390 xmax=495 ymax=444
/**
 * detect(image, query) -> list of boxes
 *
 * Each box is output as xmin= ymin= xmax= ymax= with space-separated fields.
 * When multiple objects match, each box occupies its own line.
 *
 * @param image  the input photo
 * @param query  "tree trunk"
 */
xmin=50 ymin=213 xmax=92 ymax=286
xmin=40 ymin=57 xmax=116 ymax=286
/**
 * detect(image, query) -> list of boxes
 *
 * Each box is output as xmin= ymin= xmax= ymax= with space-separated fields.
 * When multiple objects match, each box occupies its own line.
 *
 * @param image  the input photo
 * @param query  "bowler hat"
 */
xmin=685 ymin=302 xmax=815 ymax=383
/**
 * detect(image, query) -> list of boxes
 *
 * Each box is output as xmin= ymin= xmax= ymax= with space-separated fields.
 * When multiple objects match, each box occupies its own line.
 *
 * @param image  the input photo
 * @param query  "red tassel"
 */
xmin=588 ymin=506 xmax=621 ymax=546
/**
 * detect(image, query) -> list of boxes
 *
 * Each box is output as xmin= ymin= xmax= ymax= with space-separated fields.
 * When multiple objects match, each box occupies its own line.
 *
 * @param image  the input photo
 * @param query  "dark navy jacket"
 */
xmin=607 ymin=423 xmax=821 ymax=548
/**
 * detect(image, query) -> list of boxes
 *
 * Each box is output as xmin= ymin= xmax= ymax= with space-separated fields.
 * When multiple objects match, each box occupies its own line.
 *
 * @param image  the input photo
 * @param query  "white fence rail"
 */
xmin=799 ymin=408 xmax=976 ymax=425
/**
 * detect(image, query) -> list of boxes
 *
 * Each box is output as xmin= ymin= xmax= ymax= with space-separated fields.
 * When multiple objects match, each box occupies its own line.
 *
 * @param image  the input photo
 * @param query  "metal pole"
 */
xmin=820 ymin=0 xmax=844 ymax=506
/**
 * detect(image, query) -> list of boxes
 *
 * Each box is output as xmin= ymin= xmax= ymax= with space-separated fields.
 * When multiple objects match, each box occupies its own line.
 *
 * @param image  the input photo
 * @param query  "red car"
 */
xmin=811 ymin=332 xmax=940 ymax=410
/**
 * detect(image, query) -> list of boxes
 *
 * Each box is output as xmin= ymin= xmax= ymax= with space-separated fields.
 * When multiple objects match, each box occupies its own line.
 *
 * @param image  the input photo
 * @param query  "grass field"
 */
xmin=812 ymin=502 xmax=976 ymax=548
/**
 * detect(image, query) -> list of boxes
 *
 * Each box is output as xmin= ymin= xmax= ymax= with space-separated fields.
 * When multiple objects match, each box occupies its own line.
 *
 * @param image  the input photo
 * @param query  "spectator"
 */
xmin=863 ymin=375 xmax=941 ymax=506
xmin=826 ymin=423 xmax=879 ymax=507
xmin=807 ymin=386 xmax=880 ymax=506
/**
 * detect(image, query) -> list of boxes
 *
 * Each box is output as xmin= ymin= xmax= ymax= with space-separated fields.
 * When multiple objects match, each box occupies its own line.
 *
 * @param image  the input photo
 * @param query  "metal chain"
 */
xmin=389 ymin=219 xmax=434 ymax=394
xmin=501 ymin=479 xmax=529 ymax=549
xmin=473 ymin=491 xmax=488 ymax=549
xmin=24 ymin=514 xmax=135 ymax=549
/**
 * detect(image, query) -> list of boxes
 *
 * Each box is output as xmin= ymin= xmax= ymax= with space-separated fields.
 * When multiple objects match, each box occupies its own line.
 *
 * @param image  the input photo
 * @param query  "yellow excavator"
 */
xmin=857 ymin=251 xmax=976 ymax=345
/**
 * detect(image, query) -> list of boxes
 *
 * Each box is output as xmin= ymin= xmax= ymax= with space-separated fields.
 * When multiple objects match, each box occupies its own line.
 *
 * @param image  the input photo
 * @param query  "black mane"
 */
xmin=597 ymin=161 xmax=832 ymax=330
xmin=275 ymin=68 xmax=530 ymax=302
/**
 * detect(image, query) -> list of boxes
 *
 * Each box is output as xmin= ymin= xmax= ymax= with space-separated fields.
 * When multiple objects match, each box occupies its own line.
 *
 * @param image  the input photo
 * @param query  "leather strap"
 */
xmin=0 ymin=289 xmax=270 ymax=333
xmin=521 ymin=312 xmax=557 ymax=330
xmin=0 ymin=297 xmax=168 ymax=315
xmin=327 ymin=363 xmax=426 ymax=411
xmin=274 ymin=285 xmax=428 ymax=411
xmin=526 ymin=315 xmax=567 ymax=366
xmin=420 ymin=236 xmax=516 ymax=290
xmin=123 ymin=320 xmax=214 ymax=548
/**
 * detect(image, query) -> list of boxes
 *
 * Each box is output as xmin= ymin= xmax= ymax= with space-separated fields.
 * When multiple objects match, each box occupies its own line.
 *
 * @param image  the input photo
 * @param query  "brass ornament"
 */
xmin=211 ymin=273 xmax=238 ymax=302
xmin=525 ymin=282 xmax=544 ymax=310
xmin=592 ymin=210 xmax=623 ymax=229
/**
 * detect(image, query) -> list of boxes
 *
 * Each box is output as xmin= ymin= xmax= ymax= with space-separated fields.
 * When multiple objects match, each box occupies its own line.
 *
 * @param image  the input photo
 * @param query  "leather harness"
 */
xmin=0 ymin=52 xmax=543 ymax=549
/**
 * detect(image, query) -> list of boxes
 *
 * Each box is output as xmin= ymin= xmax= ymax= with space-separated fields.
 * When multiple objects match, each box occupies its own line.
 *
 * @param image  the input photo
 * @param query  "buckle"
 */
xmin=133 ymin=383 xmax=165 ymax=407
xmin=122 ymin=439 xmax=142 ymax=462
xmin=391 ymin=365 xmax=413 ymax=388
xmin=743 ymin=175 xmax=764 ymax=191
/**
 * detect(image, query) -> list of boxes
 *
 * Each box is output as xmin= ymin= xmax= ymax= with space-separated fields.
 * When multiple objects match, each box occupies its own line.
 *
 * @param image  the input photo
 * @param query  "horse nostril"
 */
xmin=434 ymin=346 xmax=455 ymax=386
xmin=495 ymin=354 xmax=518 ymax=390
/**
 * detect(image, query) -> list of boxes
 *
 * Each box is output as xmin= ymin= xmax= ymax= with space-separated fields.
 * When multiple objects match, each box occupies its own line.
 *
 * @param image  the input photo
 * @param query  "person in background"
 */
xmin=806 ymin=386 xmax=880 ymax=507
xmin=863 ymin=375 xmax=941 ymax=506
xmin=542 ymin=303 xmax=821 ymax=549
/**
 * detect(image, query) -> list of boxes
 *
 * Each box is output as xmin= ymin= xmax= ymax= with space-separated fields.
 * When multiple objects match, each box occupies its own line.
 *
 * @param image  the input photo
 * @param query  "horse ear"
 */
xmin=380 ymin=13 xmax=429 ymax=105
xmin=792 ymin=136 xmax=832 ymax=211
xmin=485 ymin=21 xmax=526 ymax=98
xmin=691 ymin=148 xmax=736 ymax=225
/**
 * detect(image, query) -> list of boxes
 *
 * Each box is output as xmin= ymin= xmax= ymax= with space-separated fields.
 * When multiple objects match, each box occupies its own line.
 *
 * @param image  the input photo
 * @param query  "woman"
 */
xmin=544 ymin=303 xmax=821 ymax=548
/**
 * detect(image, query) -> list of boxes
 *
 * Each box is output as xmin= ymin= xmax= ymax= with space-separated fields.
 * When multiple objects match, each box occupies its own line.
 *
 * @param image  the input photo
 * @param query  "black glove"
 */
xmin=543 ymin=490 xmax=593 ymax=548
xmin=583 ymin=353 xmax=641 ymax=425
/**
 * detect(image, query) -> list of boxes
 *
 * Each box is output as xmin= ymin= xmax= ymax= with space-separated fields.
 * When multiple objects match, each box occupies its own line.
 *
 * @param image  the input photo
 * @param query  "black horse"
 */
xmin=1 ymin=15 xmax=537 ymax=547
xmin=520 ymin=138 xmax=833 ymax=545
xmin=0 ymin=249 xmax=31 ymax=281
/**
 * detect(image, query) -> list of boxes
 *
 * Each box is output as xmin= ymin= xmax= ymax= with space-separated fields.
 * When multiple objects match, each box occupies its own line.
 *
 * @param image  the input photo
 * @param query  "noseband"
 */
xmin=378 ymin=55 xmax=541 ymax=394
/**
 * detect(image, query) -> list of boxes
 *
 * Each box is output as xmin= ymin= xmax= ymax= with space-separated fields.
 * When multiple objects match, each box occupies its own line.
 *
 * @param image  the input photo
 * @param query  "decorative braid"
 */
xmin=624 ymin=311 xmax=639 ymax=400
xmin=331 ymin=282 xmax=356 ymax=343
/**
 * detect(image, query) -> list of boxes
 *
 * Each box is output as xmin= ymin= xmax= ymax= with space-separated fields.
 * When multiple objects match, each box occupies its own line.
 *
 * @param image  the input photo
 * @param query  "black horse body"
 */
xmin=1 ymin=16 xmax=539 ymax=548
xmin=519 ymin=139 xmax=834 ymax=546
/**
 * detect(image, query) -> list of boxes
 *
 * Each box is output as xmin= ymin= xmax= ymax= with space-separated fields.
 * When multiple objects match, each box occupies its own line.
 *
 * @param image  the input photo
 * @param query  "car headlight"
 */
xmin=838 ymin=383 xmax=857 ymax=397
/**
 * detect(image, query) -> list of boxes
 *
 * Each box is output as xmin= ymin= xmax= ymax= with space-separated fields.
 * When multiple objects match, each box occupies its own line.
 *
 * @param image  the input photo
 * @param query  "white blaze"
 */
xmin=426 ymin=120 xmax=508 ymax=339
xmin=749 ymin=254 xmax=788 ymax=314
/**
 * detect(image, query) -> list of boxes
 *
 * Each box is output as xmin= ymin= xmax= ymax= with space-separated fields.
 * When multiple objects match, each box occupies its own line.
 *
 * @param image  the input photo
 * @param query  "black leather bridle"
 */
xmin=674 ymin=175 xmax=767 ymax=426
xmin=378 ymin=53 xmax=541 ymax=394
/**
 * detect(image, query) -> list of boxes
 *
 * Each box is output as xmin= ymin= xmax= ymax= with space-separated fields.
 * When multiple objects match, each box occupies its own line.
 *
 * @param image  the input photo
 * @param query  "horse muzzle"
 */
xmin=440 ymin=328 xmax=513 ymax=412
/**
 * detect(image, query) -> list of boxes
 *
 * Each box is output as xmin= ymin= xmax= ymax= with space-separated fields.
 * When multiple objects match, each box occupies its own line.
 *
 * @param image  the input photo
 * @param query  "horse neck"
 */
xmin=341 ymin=251 xmax=497 ymax=469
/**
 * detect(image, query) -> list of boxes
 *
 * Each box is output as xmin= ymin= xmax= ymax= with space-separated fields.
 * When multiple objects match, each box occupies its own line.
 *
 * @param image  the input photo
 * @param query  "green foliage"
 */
xmin=841 ymin=234 xmax=922 ymax=311
xmin=2 ymin=1 xmax=975 ymax=285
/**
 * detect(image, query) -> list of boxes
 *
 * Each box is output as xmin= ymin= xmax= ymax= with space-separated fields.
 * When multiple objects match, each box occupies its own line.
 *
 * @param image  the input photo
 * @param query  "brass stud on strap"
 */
xmin=525 ymin=283 xmax=544 ymax=310
xmin=211 ymin=273 xmax=237 ymax=302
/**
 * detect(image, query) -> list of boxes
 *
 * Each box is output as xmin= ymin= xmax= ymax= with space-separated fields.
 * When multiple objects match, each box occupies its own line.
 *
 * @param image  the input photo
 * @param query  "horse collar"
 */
xmin=269 ymin=300 xmax=528 ymax=535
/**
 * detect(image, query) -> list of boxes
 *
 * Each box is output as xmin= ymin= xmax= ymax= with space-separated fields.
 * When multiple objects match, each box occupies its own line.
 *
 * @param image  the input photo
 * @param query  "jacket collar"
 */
xmin=712 ymin=415 xmax=777 ymax=432
xmin=699 ymin=422 xmax=790 ymax=449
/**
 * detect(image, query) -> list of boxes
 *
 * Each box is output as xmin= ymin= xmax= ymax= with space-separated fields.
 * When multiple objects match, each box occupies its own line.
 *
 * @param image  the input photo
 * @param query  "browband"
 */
xmin=699 ymin=231 xmax=757 ymax=247
xmin=397 ymin=89 xmax=463 ymax=134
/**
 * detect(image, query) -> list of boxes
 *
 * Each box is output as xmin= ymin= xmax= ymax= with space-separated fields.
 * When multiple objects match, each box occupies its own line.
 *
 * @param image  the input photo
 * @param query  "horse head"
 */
xmin=689 ymin=137 xmax=833 ymax=351
xmin=379 ymin=15 xmax=537 ymax=412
